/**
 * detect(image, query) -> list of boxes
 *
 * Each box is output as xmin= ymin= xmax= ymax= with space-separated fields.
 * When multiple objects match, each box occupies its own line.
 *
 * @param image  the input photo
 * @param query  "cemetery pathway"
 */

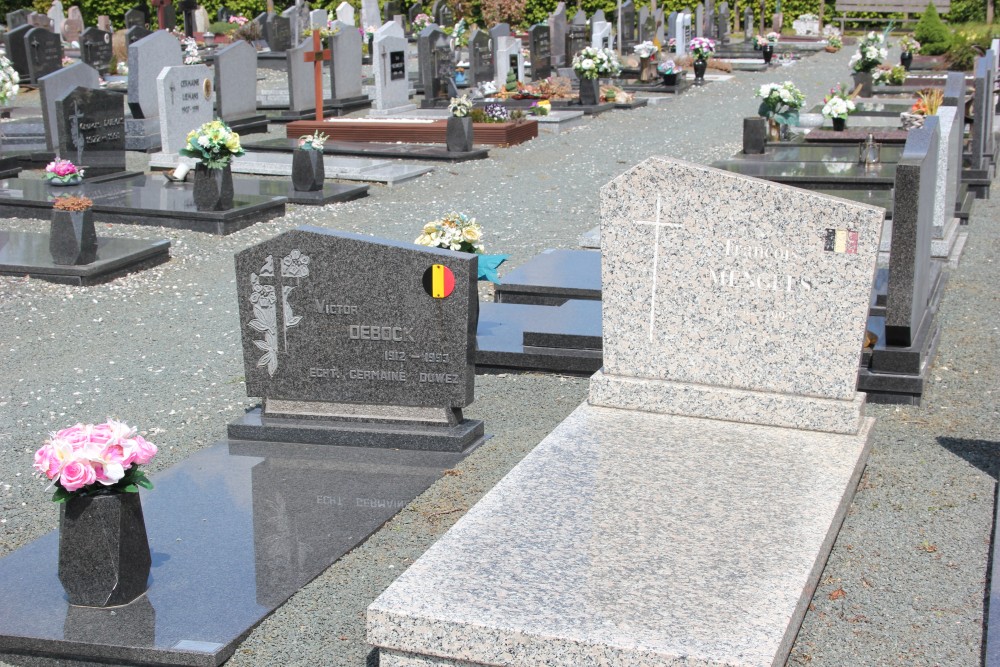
xmin=0 ymin=46 xmax=996 ymax=666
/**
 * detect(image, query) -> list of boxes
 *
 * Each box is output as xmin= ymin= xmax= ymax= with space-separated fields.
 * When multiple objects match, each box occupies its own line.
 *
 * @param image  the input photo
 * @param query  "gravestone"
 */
xmin=667 ymin=10 xmax=677 ymax=40
xmin=329 ymin=19 xmax=364 ymax=100
xmin=467 ymin=28 xmax=492 ymax=88
xmin=39 ymin=61 xmax=101 ymax=151
xmin=27 ymin=12 xmax=54 ymax=30
xmin=705 ymin=0 xmax=715 ymax=37
xmin=418 ymin=25 xmax=454 ymax=103
xmin=217 ymin=6 xmax=234 ymax=21
xmin=744 ymin=6 xmax=753 ymax=38
xmin=287 ymin=39 xmax=316 ymax=113
xmin=619 ymin=0 xmax=636 ymax=51
xmin=407 ymin=4 xmax=422 ymax=31
xmin=566 ymin=20 xmax=588 ymax=59
xmin=495 ymin=35 xmax=524 ymax=86
xmin=971 ymin=54 xmax=995 ymax=169
xmin=267 ymin=14 xmax=292 ymax=51
xmin=367 ymin=157 xmax=884 ymax=667
xmin=97 ymin=14 xmax=113 ymax=32
xmin=936 ymin=73 xmax=965 ymax=253
xmin=25 ymin=27 xmax=64 ymax=84
xmin=156 ymin=64 xmax=214 ymax=154
xmin=384 ymin=0 xmax=402 ymax=23
xmin=674 ymin=12 xmax=686 ymax=54
xmin=361 ymin=0 xmax=379 ymax=28
xmin=193 ymin=6 xmax=208 ymax=32
xmin=127 ymin=30 xmax=182 ymax=119
xmin=80 ymin=28 xmax=113 ymax=74
xmin=372 ymin=21 xmax=415 ymax=115
xmin=160 ymin=4 xmax=177 ymax=31
xmin=124 ymin=6 xmax=147 ymax=28
xmin=6 ymin=9 xmax=30 ymax=28
xmin=592 ymin=8 xmax=605 ymax=21
xmin=640 ymin=6 xmax=657 ymax=42
xmin=529 ymin=23 xmax=551 ymax=80
xmin=336 ymin=1 xmax=355 ymax=25
xmin=717 ymin=2 xmax=730 ymax=44
xmin=695 ymin=3 xmax=704 ymax=38
xmin=126 ymin=25 xmax=153 ymax=44
xmin=47 ymin=0 xmax=65 ymax=36
xmin=591 ymin=20 xmax=611 ymax=49
xmin=56 ymin=86 xmax=126 ymax=176
xmin=68 ymin=5 xmax=84 ymax=24
xmin=230 ymin=226 xmax=483 ymax=451
xmin=214 ymin=40 xmax=261 ymax=124
xmin=489 ymin=22 xmax=510 ymax=63
xmin=573 ymin=8 xmax=587 ymax=23
xmin=61 ymin=17 xmax=84 ymax=44
xmin=309 ymin=7 xmax=327 ymax=29
xmin=4 ymin=25 xmax=32 ymax=79
xmin=432 ymin=0 xmax=454 ymax=28
xmin=655 ymin=8 xmax=665 ymax=43
xmin=549 ymin=2 xmax=567 ymax=68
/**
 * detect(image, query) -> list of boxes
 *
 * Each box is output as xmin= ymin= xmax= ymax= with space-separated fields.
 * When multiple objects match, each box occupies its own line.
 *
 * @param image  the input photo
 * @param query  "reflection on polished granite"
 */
xmin=732 ymin=144 xmax=904 ymax=163
xmin=0 ymin=439 xmax=472 ymax=666
xmin=712 ymin=158 xmax=896 ymax=189
xmin=0 ymin=175 xmax=286 ymax=235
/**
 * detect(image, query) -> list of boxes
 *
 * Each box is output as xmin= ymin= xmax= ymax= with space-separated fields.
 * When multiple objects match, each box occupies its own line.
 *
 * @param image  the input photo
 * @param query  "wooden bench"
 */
xmin=832 ymin=0 xmax=948 ymax=31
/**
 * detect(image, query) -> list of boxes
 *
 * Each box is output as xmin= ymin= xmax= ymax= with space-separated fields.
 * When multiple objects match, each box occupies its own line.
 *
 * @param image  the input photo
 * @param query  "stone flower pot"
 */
xmin=900 ymin=51 xmax=913 ymax=70
xmin=291 ymin=149 xmax=325 ymax=191
xmin=193 ymin=163 xmax=234 ymax=211
xmin=579 ymin=77 xmax=600 ymax=105
xmin=693 ymin=58 xmax=708 ymax=85
xmin=446 ymin=116 xmax=474 ymax=152
xmin=58 ymin=492 xmax=152 ymax=607
xmin=852 ymin=71 xmax=873 ymax=97
xmin=49 ymin=208 xmax=97 ymax=265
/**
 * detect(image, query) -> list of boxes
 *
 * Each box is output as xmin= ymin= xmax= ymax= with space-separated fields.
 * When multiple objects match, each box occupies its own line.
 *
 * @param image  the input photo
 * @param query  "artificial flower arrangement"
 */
xmin=530 ymin=99 xmax=551 ymax=116
xmin=633 ymin=41 xmax=658 ymax=58
xmin=34 ymin=419 xmax=157 ymax=502
xmin=826 ymin=33 xmax=843 ymax=50
xmin=411 ymin=13 xmax=432 ymax=32
xmin=897 ymin=34 xmax=921 ymax=53
xmin=179 ymin=119 xmax=245 ymax=169
xmin=755 ymin=34 xmax=770 ymax=47
xmin=45 ymin=159 xmax=84 ymax=184
xmin=689 ymin=37 xmax=716 ymax=61
xmin=572 ymin=46 xmax=622 ymax=80
xmin=821 ymin=85 xmax=857 ymax=119
xmin=756 ymin=80 xmax=806 ymax=125
xmin=850 ymin=30 xmax=889 ymax=73
xmin=52 ymin=194 xmax=93 ymax=211
xmin=228 ymin=14 xmax=248 ymax=26
xmin=0 ymin=55 xmax=19 ymax=106
xmin=667 ymin=37 xmax=676 ymax=50
xmin=446 ymin=18 xmax=469 ymax=47
xmin=364 ymin=24 xmax=378 ymax=38
xmin=873 ymin=64 xmax=906 ymax=85
xmin=416 ymin=212 xmax=485 ymax=253
xmin=448 ymin=94 xmax=474 ymax=117
xmin=116 ymin=62 xmax=128 ymax=75
xmin=911 ymin=88 xmax=943 ymax=116
xmin=657 ymin=59 xmax=681 ymax=74
xmin=182 ymin=36 xmax=202 ymax=65
xmin=297 ymin=131 xmax=328 ymax=150
xmin=765 ymin=31 xmax=781 ymax=43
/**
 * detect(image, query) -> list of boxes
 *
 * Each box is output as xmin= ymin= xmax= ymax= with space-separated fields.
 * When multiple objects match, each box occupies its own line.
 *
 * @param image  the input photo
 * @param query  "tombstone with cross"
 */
xmin=372 ymin=21 xmax=415 ymax=115
xmin=303 ymin=31 xmax=330 ymax=121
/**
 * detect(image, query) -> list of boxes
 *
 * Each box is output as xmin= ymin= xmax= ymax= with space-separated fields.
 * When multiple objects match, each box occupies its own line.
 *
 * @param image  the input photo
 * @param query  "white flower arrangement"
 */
xmin=850 ymin=31 xmax=889 ymax=73
xmin=415 ymin=212 xmax=485 ymax=254
xmin=756 ymin=80 xmax=806 ymax=125
xmin=0 ymin=55 xmax=19 ymax=107
xmin=633 ymin=41 xmax=658 ymax=58
xmin=182 ymin=37 xmax=202 ymax=65
xmin=822 ymin=96 xmax=855 ymax=119
xmin=448 ymin=95 xmax=474 ymax=117
xmin=897 ymin=34 xmax=920 ymax=53
xmin=572 ymin=46 xmax=622 ymax=80
xmin=765 ymin=31 xmax=781 ymax=42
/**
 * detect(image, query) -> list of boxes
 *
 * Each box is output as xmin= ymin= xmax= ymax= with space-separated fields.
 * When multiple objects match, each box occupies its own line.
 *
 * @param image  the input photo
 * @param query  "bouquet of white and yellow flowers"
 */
xmin=179 ymin=119 xmax=245 ymax=168
xmin=415 ymin=212 xmax=485 ymax=254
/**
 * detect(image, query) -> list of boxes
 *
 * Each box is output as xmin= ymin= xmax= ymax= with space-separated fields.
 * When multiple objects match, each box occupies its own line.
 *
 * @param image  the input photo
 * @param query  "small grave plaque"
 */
xmin=390 ymin=51 xmax=405 ymax=80
xmin=55 ymin=86 xmax=126 ymax=176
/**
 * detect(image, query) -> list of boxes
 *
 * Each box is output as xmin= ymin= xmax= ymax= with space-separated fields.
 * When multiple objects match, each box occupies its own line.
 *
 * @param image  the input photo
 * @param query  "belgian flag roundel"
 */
xmin=423 ymin=264 xmax=455 ymax=299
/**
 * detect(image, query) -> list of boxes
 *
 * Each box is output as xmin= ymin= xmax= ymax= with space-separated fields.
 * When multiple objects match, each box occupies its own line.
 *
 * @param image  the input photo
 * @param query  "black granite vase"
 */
xmin=762 ymin=44 xmax=774 ymax=64
xmin=832 ymin=116 xmax=847 ymax=131
xmin=291 ymin=149 xmax=325 ymax=191
xmin=900 ymin=51 xmax=913 ymax=70
xmin=49 ymin=209 xmax=97 ymax=265
xmin=579 ymin=77 xmax=600 ymax=105
xmin=693 ymin=58 xmax=708 ymax=85
xmin=58 ymin=492 xmax=152 ymax=607
xmin=446 ymin=116 xmax=474 ymax=152
xmin=193 ymin=163 xmax=234 ymax=211
xmin=660 ymin=71 xmax=679 ymax=87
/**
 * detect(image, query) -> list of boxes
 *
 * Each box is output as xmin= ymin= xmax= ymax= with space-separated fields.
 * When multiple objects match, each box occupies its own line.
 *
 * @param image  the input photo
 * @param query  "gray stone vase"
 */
xmin=193 ymin=163 xmax=234 ymax=211
xmin=58 ymin=492 xmax=152 ymax=607
xmin=579 ymin=77 xmax=600 ymax=106
xmin=446 ymin=116 xmax=474 ymax=152
xmin=291 ymin=149 xmax=325 ymax=191
xmin=49 ymin=209 xmax=97 ymax=265
xmin=852 ymin=71 xmax=873 ymax=97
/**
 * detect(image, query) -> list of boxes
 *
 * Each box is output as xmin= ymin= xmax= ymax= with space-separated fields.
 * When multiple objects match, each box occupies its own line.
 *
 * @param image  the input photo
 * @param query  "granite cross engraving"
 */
xmin=636 ymin=192 xmax=683 ymax=341
xmin=304 ymin=31 xmax=331 ymax=121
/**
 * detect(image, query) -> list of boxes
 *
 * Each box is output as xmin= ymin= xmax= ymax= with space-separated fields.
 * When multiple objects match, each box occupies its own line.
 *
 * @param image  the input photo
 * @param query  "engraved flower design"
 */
xmin=281 ymin=250 xmax=310 ymax=279
xmin=249 ymin=276 xmax=277 ymax=307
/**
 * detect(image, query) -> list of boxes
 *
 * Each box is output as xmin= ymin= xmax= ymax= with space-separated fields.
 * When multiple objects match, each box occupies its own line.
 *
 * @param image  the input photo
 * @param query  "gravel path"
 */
xmin=0 ymin=45 xmax=996 ymax=666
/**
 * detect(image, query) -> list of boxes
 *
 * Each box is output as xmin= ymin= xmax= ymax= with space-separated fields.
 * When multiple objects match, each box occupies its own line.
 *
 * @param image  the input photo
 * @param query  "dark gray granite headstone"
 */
xmin=566 ymin=22 xmax=587 ymax=60
xmin=971 ymin=54 xmax=995 ymax=165
xmin=4 ymin=25 xmax=32 ymax=79
xmin=80 ymin=27 xmax=114 ymax=74
xmin=25 ymin=27 xmax=64 ymax=84
xmin=55 ymin=86 xmax=127 ymax=176
xmin=124 ymin=6 xmax=147 ymax=28
xmin=667 ymin=10 xmax=677 ymax=40
xmin=467 ymin=28 xmax=492 ymax=87
xmin=529 ymin=23 xmax=551 ymax=80
xmin=572 ymin=9 xmax=587 ymax=24
xmin=418 ymin=25 xmax=453 ymax=102
xmin=39 ymin=61 xmax=101 ymax=151
xmin=744 ymin=6 xmax=753 ymax=38
xmin=885 ymin=117 xmax=938 ymax=347
xmin=717 ymin=2 xmax=730 ymax=44
xmin=267 ymin=14 xmax=292 ymax=51
xmin=160 ymin=4 xmax=177 ymax=31
xmin=620 ymin=0 xmax=636 ymax=51
xmin=27 ymin=11 xmax=54 ymax=30
xmin=549 ymin=2 xmax=567 ymax=68
xmin=234 ymin=226 xmax=477 ymax=409
xmin=384 ymin=0 xmax=402 ymax=22
xmin=126 ymin=25 xmax=153 ymax=44
xmin=6 ymin=9 xmax=30 ymax=28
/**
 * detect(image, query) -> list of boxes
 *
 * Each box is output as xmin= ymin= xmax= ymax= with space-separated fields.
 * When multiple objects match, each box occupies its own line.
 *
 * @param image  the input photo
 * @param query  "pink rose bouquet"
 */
xmin=34 ymin=419 xmax=157 ymax=502
xmin=44 ymin=159 xmax=84 ymax=184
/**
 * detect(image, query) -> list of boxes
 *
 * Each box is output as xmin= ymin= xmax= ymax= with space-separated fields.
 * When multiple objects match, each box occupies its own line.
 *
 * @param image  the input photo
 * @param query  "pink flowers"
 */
xmin=227 ymin=15 xmax=248 ymax=25
xmin=33 ymin=419 xmax=157 ymax=498
xmin=45 ymin=159 xmax=80 ymax=178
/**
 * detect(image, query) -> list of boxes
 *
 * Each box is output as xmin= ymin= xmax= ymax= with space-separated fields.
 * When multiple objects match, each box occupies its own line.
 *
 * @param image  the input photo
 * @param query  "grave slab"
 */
xmin=0 ymin=230 xmax=170 ymax=285
xmin=242 ymin=136 xmax=488 ymax=162
xmin=224 ymin=151 xmax=433 ymax=185
xmin=231 ymin=178 xmax=369 ymax=206
xmin=0 ymin=439 xmax=474 ymax=666
xmin=494 ymin=248 xmax=601 ymax=305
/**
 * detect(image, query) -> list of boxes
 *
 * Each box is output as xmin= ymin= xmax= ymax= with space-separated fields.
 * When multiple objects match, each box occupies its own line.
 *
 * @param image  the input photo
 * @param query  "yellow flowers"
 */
xmin=179 ymin=119 xmax=246 ymax=169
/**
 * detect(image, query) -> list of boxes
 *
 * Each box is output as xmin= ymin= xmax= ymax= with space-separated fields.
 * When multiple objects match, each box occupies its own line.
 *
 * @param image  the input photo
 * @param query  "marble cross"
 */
xmin=636 ymin=192 xmax=683 ymax=341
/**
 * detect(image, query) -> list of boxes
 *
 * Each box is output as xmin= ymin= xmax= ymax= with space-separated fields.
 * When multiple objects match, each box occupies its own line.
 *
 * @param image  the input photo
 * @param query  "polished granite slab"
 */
xmin=242 ymin=137 xmax=489 ymax=163
xmin=0 ymin=230 xmax=171 ymax=285
xmin=734 ymin=144 xmax=905 ymax=163
xmin=0 ymin=439 xmax=474 ymax=666
xmin=494 ymin=249 xmax=601 ymax=305
xmin=711 ymin=158 xmax=896 ymax=189
xmin=476 ymin=300 xmax=602 ymax=375
xmin=805 ymin=127 xmax=909 ymax=143
xmin=231 ymin=177 xmax=369 ymax=206
xmin=0 ymin=175 xmax=286 ymax=235
xmin=808 ymin=102 xmax=913 ymax=117
xmin=230 ymin=152 xmax=434 ymax=186
xmin=369 ymin=403 xmax=874 ymax=667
